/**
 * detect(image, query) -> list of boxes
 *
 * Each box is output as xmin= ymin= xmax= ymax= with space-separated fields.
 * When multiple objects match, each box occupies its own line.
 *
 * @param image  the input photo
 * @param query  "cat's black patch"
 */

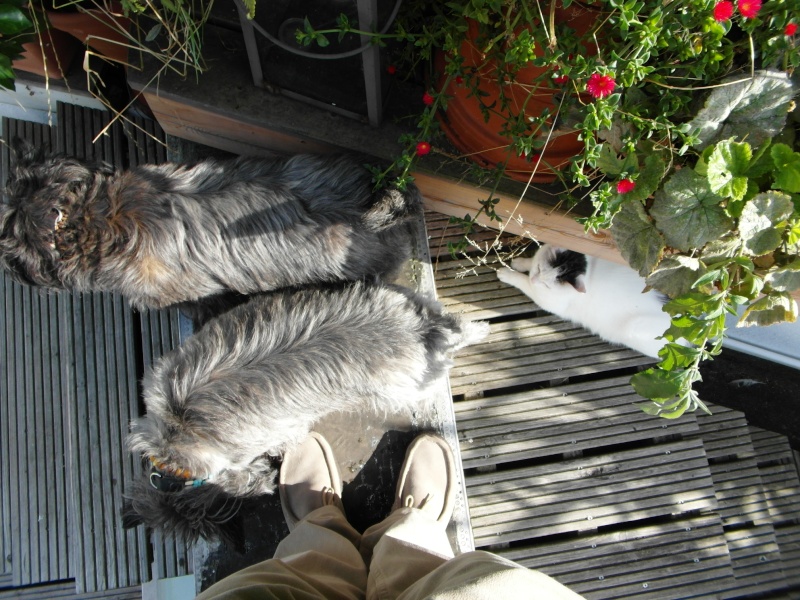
xmin=550 ymin=249 xmax=587 ymax=287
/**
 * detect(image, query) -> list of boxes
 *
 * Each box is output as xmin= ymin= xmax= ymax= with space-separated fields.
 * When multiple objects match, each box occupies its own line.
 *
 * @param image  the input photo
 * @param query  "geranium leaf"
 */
xmin=650 ymin=169 xmax=733 ymax=252
xmin=609 ymin=201 xmax=665 ymax=277
xmin=765 ymin=260 xmax=800 ymax=292
xmin=630 ymin=368 xmax=683 ymax=401
xmin=687 ymin=70 xmax=796 ymax=149
xmin=738 ymin=192 xmax=794 ymax=256
xmin=645 ymin=255 xmax=705 ymax=297
xmin=770 ymin=143 xmax=800 ymax=193
xmin=739 ymin=292 xmax=798 ymax=327
xmin=707 ymin=140 xmax=751 ymax=201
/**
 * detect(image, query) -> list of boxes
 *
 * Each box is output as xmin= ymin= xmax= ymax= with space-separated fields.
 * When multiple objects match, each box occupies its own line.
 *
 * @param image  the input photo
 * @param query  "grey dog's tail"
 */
xmin=363 ymin=182 xmax=424 ymax=231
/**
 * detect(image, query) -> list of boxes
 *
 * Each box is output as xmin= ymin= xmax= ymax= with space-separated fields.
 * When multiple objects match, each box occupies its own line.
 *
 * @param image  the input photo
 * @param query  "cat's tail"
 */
xmin=362 ymin=182 xmax=424 ymax=231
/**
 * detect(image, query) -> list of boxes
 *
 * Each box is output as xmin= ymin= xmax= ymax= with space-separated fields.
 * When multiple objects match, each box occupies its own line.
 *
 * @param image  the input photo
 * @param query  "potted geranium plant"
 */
xmin=296 ymin=0 xmax=800 ymax=418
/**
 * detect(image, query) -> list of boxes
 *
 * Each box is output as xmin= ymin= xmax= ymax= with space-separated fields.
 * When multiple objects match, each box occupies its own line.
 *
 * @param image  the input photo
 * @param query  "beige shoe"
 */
xmin=279 ymin=432 xmax=344 ymax=531
xmin=392 ymin=433 xmax=455 ymax=526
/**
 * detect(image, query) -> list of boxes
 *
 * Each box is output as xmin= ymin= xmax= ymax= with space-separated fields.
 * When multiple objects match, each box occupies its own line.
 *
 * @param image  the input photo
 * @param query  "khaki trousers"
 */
xmin=195 ymin=505 xmax=583 ymax=600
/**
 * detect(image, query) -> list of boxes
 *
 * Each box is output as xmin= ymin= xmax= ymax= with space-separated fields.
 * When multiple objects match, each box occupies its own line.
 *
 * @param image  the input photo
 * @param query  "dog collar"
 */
xmin=148 ymin=457 xmax=207 ymax=492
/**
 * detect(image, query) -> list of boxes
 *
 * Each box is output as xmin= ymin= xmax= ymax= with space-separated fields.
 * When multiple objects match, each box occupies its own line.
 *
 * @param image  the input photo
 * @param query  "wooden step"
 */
xmin=455 ymin=376 xmax=698 ymax=469
xmin=495 ymin=515 xmax=734 ymax=600
xmin=467 ymin=438 xmax=718 ymax=547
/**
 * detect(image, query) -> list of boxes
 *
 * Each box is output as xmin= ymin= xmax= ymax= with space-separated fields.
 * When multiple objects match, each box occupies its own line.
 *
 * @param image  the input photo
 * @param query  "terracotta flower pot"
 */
xmin=46 ymin=4 xmax=130 ymax=66
xmin=435 ymin=2 xmax=601 ymax=183
xmin=13 ymin=27 xmax=81 ymax=80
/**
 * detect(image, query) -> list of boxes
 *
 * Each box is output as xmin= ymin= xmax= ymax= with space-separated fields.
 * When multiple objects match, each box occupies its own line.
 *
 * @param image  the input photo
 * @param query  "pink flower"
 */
xmin=586 ymin=73 xmax=616 ymax=99
xmin=786 ymin=22 xmax=798 ymax=35
xmin=712 ymin=1 xmax=734 ymax=21
xmin=737 ymin=0 xmax=761 ymax=19
xmin=616 ymin=178 xmax=636 ymax=194
xmin=386 ymin=65 xmax=397 ymax=75
xmin=422 ymin=92 xmax=434 ymax=106
xmin=416 ymin=141 xmax=431 ymax=156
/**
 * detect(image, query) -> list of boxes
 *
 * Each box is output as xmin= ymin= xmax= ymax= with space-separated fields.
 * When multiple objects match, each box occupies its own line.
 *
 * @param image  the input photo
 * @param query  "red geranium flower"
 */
xmin=455 ymin=75 xmax=464 ymax=85
xmin=416 ymin=141 xmax=431 ymax=156
xmin=786 ymin=22 xmax=798 ymax=35
xmin=386 ymin=65 xmax=397 ymax=75
xmin=616 ymin=178 xmax=636 ymax=194
xmin=422 ymin=92 xmax=434 ymax=106
xmin=553 ymin=74 xmax=569 ymax=85
xmin=712 ymin=1 xmax=734 ymax=21
xmin=586 ymin=73 xmax=616 ymax=99
xmin=737 ymin=0 xmax=761 ymax=19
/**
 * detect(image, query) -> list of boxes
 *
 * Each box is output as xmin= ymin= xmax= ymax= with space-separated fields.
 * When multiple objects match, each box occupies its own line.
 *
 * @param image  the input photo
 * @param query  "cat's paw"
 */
xmin=497 ymin=267 xmax=524 ymax=287
xmin=510 ymin=257 xmax=533 ymax=272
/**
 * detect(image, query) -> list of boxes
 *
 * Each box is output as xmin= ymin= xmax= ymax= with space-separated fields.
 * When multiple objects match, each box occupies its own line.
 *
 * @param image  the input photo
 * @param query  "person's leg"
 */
xmin=395 ymin=551 xmax=585 ymax=600
xmin=196 ymin=433 xmax=366 ymax=600
xmin=362 ymin=433 xmax=457 ymax=600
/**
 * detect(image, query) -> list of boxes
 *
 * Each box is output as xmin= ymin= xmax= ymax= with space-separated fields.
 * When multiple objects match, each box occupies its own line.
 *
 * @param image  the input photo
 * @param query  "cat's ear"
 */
xmin=571 ymin=275 xmax=587 ymax=293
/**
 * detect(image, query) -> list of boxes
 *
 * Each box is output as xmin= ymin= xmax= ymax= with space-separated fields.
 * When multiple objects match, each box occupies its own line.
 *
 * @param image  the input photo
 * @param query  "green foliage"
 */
xmin=0 ymin=0 xmax=33 ymax=90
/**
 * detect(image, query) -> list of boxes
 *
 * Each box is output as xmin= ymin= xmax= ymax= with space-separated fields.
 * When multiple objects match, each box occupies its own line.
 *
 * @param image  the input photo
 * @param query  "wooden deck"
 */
xmin=425 ymin=213 xmax=800 ymax=599
xmin=1 ymin=107 xmax=799 ymax=599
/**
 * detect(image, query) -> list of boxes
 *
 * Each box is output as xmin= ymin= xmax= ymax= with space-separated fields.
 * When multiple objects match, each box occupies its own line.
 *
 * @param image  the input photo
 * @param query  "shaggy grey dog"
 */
xmin=0 ymin=138 xmax=421 ymax=314
xmin=124 ymin=282 xmax=489 ymax=544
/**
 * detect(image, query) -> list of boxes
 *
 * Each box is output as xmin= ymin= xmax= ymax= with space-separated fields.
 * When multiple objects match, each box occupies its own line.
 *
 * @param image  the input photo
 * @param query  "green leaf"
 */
xmin=738 ymin=192 xmax=794 ymax=256
xmin=650 ymin=169 xmax=734 ymax=252
xmin=687 ymin=70 xmax=796 ymax=149
xmin=739 ymin=292 xmax=798 ymax=327
xmin=701 ymin=236 xmax=742 ymax=262
xmin=0 ymin=5 xmax=32 ymax=36
xmin=608 ymin=201 xmax=665 ymax=277
xmin=770 ymin=143 xmax=800 ymax=193
xmin=630 ymin=368 xmax=683 ymax=401
xmin=658 ymin=343 xmax=702 ymax=370
xmin=645 ymin=255 xmax=705 ymax=297
xmin=707 ymin=140 xmax=751 ymax=201
xmin=626 ymin=152 xmax=669 ymax=204
xmin=765 ymin=260 xmax=800 ymax=292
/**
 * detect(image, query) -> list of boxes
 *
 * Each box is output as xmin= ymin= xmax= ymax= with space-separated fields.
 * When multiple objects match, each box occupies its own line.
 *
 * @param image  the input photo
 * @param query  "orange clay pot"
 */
xmin=46 ymin=3 xmax=131 ymax=66
xmin=435 ymin=2 xmax=601 ymax=183
xmin=14 ymin=27 xmax=81 ymax=80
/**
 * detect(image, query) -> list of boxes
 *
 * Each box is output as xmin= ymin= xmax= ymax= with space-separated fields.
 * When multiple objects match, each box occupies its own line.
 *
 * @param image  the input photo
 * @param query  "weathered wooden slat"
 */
xmin=775 ymin=523 xmax=800 ymax=588
xmin=748 ymin=427 xmax=800 ymax=524
xmin=719 ymin=525 xmax=788 ymax=599
xmin=467 ymin=439 xmax=717 ymax=546
xmin=495 ymin=515 xmax=734 ymax=600
xmin=694 ymin=406 xmax=757 ymax=460
xmin=0 ymin=118 xmax=72 ymax=588
xmin=0 ymin=582 xmax=141 ymax=599
xmin=456 ymin=377 xmax=697 ymax=469
xmin=707 ymin=460 xmax=774 ymax=526
xmin=55 ymin=103 xmax=151 ymax=593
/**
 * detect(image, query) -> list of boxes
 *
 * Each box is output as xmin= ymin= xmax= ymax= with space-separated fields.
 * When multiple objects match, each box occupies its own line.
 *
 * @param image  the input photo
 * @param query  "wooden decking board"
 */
xmin=746 ymin=427 xmax=800 ymax=525
xmin=0 ymin=582 xmax=141 ymax=599
xmin=1 ymin=118 xmax=72 ymax=588
xmin=694 ymin=406 xmax=757 ymax=460
xmin=456 ymin=377 xmax=697 ymax=469
xmin=719 ymin=525 xmax=788 ymax=599
xmin=467 ymin=439 xmax=718 ymax=546
xmin=496 ymin=515 xmax=733 ymax=599
xmin=707 ymin=459 xmax=774 ymax=526
xmin=775 ymin=523 xmax=800 ymax=588
xmin=750 ymin=426 xmax=798 ymax=464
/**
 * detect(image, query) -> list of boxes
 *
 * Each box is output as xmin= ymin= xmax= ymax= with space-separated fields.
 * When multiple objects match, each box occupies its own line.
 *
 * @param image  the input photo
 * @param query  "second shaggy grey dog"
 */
xmin=124 ymin=282 xmax=489 ymax=544
xmin=1 ymin=139 xmax=421 ymax=313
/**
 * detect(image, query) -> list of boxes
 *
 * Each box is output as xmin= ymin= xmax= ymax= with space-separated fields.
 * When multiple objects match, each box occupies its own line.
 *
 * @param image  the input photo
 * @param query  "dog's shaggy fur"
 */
xmin=0 ymin=139 xmax=421 ymax=311
xmin=124 ymin=282 xmax=489 ymax=544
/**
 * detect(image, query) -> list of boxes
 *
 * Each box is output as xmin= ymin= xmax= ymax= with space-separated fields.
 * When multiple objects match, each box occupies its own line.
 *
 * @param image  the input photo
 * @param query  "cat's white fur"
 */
xmin=497 ymin=244 xmax=670 ymax=358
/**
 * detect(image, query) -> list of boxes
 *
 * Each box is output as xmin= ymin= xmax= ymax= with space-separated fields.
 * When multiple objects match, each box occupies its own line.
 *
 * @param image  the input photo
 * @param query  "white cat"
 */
xmin=497 ymin=244 xmax=671 ymax=358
